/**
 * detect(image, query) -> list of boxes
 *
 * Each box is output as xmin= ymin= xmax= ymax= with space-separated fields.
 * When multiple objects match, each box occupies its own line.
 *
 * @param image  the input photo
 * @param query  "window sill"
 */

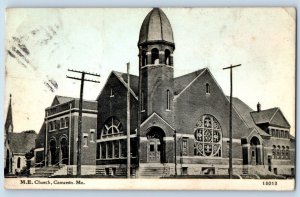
xmin=141 ymin=110 xmax=145 ymax=113
xmin=165 ymin=109 xmax=171 ymax=112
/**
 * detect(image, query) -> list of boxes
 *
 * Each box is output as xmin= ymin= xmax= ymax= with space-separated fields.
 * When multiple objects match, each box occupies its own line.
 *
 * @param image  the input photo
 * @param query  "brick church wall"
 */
xmin=174 ymin=69 xmax=248 ymax=161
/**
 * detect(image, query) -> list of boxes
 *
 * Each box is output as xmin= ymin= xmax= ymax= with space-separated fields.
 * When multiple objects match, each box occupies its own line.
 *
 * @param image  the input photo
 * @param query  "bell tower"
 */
xmin=138 ymin=8 xmax=175 ymax=124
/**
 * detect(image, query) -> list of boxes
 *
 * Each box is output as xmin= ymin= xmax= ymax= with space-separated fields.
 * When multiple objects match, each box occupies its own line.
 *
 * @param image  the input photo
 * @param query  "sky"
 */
xmin=4 ymin=8 xmax=296 ymax=135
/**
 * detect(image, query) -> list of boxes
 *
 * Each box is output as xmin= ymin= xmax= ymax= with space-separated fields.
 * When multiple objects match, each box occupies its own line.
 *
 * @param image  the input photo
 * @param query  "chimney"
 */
xmin=257 ymin=102 xmax=261 ymax=112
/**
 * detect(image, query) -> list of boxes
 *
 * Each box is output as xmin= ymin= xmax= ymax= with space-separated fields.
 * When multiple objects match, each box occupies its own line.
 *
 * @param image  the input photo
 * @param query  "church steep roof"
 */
xmin=138 ymin=8 xmax=174 ymax=46
xmin=5 ymin=95 xmax=13 ymax=134
xmin=174 ymin=68 xmax=207 ymax=95
xmin=230 ymin=97 xmax=271 ymax=137
xmin=8 ymin=131 xmax=37 ymax=154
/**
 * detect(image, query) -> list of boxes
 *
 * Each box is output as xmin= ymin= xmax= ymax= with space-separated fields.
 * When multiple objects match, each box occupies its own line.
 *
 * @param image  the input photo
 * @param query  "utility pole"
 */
xmin=67 ymin=69 xmax=100 ymax=177
xmin=137 ymin=52 xmax=142 ymax=174
xmin=174 ymin=130 xmax=177 ymax=176
xmin=126 ymin=63 xmax=131 ymax=178
xmin=223 ymin=64 xmax=241 ymax=179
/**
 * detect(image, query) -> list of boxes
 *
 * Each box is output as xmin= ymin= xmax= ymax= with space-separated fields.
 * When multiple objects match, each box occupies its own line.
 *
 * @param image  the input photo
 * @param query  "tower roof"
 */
xmin=5 ymin=94 xmax=13 ymax=134
xmin=138 ymin=8 xmax=174 ymax=46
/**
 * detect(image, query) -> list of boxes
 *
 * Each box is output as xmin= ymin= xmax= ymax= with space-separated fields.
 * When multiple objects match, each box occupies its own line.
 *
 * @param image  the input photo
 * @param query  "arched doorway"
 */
xmin=146 ymin=127 xmax=166 ymax=163
xmin=60 ymin=138 xmax=69 ymax=165
xmin=49 ymin=139 xmax=57 ymax=165
xmin=250 ymin=136 xmax=262 ymax=165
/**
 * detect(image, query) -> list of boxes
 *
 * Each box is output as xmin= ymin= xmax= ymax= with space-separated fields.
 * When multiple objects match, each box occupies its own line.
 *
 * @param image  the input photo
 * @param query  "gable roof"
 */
xmin=174 ymin=68 xmax=207 ymax=95
xmin=113 ymin=71 xmax=139 ymax=97
xmin=140 ymin=112 xmax=175 ymax=131
xmin=51 ymin=95 xmax=75 ymax=106
xmin=97 ymin=71 xmax=139 ymax=101
xmin=8 ymin=131 xmax=37 ymax=154
xmin=250 ymin=108 xmax=290 ymax=128
xmin=229 ymin=97 xmax=270 ymax=137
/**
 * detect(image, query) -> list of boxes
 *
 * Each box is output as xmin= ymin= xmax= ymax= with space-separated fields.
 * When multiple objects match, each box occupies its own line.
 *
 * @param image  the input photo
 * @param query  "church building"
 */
xmin=95 ymin=8 xmax=295 ymax=178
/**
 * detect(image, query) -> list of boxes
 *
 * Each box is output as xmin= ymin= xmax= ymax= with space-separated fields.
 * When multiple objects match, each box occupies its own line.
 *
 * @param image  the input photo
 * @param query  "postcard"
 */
xmin=4 ymin=8 xmax=295 ymax=190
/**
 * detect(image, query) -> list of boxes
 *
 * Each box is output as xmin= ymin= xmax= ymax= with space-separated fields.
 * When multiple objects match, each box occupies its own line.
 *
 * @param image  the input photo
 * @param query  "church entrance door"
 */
xmin=146 ymin=127 xmax=166 ymax=163
xmin=50 ymin=139 xmax=57 ymax=165
xmin=147 ymin=138 xmax=161 ymax=163
xmin=250 ymin=136 xmax=262 ymax=165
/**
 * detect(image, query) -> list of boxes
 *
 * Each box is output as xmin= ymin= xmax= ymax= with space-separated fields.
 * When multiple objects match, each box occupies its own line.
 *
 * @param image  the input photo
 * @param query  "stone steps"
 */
xmin=31 ymin=166 xmax=62 ymax=177
xmin=138 ymin=163 xmax=170 ymax=178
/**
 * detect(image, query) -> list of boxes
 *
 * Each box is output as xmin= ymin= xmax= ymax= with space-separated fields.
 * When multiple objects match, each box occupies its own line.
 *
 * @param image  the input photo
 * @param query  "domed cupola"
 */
xmin=138 ymin=8 xmax=175 ymax=47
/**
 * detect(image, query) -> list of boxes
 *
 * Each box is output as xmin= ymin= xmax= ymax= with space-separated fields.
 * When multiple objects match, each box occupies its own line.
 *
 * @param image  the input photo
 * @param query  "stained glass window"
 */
xmin=194 ymin=114 xmax=222 ymax=157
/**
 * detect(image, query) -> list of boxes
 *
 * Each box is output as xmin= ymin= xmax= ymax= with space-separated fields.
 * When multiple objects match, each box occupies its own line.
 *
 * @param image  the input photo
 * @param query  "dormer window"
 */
xmin=206 ymin=83 xmax=210 ymax=94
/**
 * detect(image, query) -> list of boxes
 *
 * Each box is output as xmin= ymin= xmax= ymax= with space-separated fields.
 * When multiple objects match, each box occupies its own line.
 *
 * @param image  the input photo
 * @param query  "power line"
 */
xmin=223 ymin=64 xmax=241 ymax=179
xmin=66 ymin=69 xmax=100 ymax=177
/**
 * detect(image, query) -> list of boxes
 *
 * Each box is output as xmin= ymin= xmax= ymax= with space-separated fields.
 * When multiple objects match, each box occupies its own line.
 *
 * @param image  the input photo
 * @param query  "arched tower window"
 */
xmin=165 ymin=49 xmax=170 ymax=65
xmin=151 ymin=48 xmax=159 ymax=65
xmin=17 ymin=157 xmax=21 ymax=168
xmin=206 ymin=83 xmax=210 ymax=94
xmin=166 ymin=90 xmax=170 ymax=110
xmin=101 ymin=117 xmax=124 ymax=138
xmin=194 ymin=114 xmax=222 ymax=157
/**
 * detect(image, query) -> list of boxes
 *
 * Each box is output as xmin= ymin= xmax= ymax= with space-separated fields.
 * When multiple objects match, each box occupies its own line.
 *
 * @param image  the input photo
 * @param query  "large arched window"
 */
xmin=194 ymin=114 xmax=222 ymax=157
xmin=151 ymin=48 xmax=159 ymax=65
xmin=101 ymin=117 xmax=124 ymax=138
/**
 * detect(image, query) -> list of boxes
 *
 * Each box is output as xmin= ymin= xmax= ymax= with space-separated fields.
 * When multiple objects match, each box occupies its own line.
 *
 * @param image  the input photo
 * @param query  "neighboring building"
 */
xmin=4 ymin=95 xmax=37 ymax=175
xmin=35 ymin=95 xmax=98 ymax=174
xmin=8 ymin=130 xmax=37 ymax=174
xmin=95 ymin=8 xmax=295 ymax=177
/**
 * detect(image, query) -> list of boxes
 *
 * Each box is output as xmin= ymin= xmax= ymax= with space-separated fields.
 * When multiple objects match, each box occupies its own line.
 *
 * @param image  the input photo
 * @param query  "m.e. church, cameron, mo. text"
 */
xmin=4 ymin=8 xmax=295 ymax=189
